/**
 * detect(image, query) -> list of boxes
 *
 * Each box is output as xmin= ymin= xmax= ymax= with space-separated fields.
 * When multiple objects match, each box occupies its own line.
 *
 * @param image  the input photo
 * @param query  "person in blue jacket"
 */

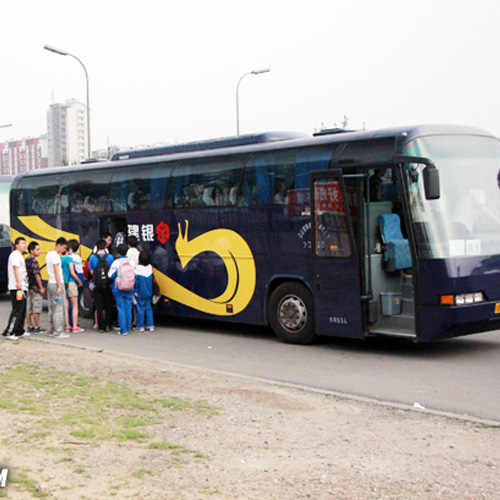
xmin=134 ymin=250 xmax=155 ymax=332
xmin=108 ymin=244 xmax=135 ymax=335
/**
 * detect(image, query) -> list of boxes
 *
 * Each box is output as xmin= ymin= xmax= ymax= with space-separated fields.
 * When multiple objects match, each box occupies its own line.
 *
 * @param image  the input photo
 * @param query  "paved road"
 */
xmin=3 ymin=295 xmax=500 ymax=423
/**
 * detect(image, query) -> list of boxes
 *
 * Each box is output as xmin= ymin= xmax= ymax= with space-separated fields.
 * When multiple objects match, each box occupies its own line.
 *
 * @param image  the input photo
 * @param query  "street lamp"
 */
xmin=236 ymin=68 xmax=270 ymax=136
xmin=43 ymin=44 xmax=91 ymax=159
xmin=0 ymin=124 xmax=12 ymax=129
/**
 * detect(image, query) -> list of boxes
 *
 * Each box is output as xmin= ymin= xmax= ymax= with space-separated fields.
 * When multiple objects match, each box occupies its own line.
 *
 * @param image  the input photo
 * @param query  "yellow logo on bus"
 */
xmin=12 ymin=216 xmax=256 ymax=316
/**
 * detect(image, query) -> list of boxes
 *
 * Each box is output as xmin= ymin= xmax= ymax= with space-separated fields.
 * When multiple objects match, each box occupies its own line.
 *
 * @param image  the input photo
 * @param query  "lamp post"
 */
xmin=43 ymin=45 xmax=91 ymax=159
xmin=0 ymin=124 xmax=12 ymax=129
xmin=236 ymin=68 xmax=270 ymax=136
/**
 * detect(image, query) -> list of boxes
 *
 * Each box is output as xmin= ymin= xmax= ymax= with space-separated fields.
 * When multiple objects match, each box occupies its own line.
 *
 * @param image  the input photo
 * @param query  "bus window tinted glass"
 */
xmin=110 ymin=164 xmax=169 ymax=212
xmin=69 ymin=170 xmax=111 ymax=213
xmin=241 ymin=148 xmax=332 ymax=206
xmin=172 ymin=158 xmax=243 ymax=208
xmin=14 ymin=174 xmax=66 ymax=216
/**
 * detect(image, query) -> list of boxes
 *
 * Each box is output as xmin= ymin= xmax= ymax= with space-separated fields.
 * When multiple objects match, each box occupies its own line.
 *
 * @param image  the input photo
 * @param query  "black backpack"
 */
xmin=94 ymin=253 xmax=110 ymax=288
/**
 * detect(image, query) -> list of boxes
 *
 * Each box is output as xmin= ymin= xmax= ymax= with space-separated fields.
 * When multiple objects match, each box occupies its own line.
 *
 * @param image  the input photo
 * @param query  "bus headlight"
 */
xmin=440 ymin=292 xmax=485 ymax=306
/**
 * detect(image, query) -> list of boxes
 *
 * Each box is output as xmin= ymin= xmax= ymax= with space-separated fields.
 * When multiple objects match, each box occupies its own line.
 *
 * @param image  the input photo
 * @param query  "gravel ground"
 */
xmin=0 ymin=339 xmax=499 ymax=499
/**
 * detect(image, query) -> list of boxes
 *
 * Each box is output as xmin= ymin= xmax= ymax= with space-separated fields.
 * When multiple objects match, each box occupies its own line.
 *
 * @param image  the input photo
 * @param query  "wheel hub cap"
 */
xmin=278 ymin=294 xmax=307 ymax=332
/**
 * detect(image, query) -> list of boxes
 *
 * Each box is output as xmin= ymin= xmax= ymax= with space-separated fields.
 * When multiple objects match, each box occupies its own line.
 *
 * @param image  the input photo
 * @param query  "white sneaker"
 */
xmin=137 ymin=327 xmax=145 ymax=332
xmin=146 ymin=326 xmax=155 ymax=332
xmin=49 ymin=332 xmax=71 ymax=338
xmin=19 ymin=331 xmax=31 ymax=337
xmin=4 ymin=334 xmax=19 ymax=341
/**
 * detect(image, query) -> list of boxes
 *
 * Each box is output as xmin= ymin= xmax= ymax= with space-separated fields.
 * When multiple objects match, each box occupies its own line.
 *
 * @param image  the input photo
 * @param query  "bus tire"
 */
xmin=268 ymin=282 xmax=316 ymax=345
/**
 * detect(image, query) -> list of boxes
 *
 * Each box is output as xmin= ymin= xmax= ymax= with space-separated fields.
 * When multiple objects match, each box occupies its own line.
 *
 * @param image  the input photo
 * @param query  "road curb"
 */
xmin=28 ymin=336 xmax=500 ymax=428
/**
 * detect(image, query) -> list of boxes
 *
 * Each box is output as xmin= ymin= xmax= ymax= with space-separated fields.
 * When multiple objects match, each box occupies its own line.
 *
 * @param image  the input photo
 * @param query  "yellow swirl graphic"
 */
xmin=156 ymin=220 xmax=256 ymax=315
xmin=12 ymin=216 xmax=256 ymax=316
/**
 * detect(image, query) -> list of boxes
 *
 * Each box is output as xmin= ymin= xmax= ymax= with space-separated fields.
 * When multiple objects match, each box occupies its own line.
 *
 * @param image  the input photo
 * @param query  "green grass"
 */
xmin=148 ymin=441 xmax=208 ymax=459
xmin=8 ymin=469 xmax=48 ymax=498
xmin=132 ymin=469 xmax=154 ymax=479
xmin=0 ymin=362 xmax=217 ymax=462
xmin=155 ymin=396 xmax=220 ymax=417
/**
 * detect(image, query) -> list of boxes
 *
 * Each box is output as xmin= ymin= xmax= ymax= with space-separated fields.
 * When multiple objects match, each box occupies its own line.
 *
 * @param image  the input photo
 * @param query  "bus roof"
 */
xmin=12 ymin=124 xmax=497 ymax=184
xmin=111 ymin=131 xmax=309 ymax=161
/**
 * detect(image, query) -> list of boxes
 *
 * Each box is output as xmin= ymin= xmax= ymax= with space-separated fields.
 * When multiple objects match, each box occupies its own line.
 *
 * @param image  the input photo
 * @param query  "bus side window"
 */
xmin=242 ymin=153 xmax=294 ymax=206
xmin=173 ymin=159 xmax=243 ymax=209
xmin=69 ymin=171 xmax=110 ymax=214
xmin=149 ymin=164 xmax=169 ymax=210
xmin=110 ymin=165 xmax=165 ymax=212
xmin=242 ymin=148 xmax=334 ymax=207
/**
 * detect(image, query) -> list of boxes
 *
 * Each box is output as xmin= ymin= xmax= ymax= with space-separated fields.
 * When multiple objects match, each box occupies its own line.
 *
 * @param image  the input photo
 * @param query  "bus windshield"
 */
xmin=404 ymin=135 xmax=500 ymax=259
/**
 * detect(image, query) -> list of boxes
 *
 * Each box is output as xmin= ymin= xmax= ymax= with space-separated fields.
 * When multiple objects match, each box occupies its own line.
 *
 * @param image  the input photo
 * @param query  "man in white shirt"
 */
xmin=46 ymin=237 xmax=69 ymax=338
xmin=3 ymin=237 xmax=29 ymax=340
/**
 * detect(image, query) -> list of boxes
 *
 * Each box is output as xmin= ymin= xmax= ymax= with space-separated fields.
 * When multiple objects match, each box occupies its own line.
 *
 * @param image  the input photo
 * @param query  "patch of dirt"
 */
xmin=1 ymin=340 xmax=499 ymax=499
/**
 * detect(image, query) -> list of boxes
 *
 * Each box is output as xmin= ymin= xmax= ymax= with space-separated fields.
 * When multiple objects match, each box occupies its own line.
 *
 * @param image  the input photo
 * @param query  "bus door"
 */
xmin=363 ymin=163 xmax=416 ymax=337
xmin=310 ymin=170 xmax=364 ymax=338
xmin=99 ymin=216 xmax=127 ymax=250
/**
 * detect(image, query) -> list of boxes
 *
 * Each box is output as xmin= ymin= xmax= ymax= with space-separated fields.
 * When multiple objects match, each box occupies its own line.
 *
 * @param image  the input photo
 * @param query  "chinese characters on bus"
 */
xmin=314 ymin=182 xmax=343 ymax=213
xmin=128 ymin=222 xmax=170 ymax=244
xmin=314 ymin=181 xmax=351 ymax=257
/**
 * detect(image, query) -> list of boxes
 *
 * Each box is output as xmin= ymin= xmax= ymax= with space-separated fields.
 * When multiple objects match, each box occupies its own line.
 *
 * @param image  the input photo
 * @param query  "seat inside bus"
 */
xmin=379 ymin=213 xmax=412 ymax=271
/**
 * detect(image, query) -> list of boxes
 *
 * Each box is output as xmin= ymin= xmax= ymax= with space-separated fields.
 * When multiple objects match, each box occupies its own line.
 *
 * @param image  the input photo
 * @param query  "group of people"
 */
xmin=2 ymin=233 xmax=157 ymax=341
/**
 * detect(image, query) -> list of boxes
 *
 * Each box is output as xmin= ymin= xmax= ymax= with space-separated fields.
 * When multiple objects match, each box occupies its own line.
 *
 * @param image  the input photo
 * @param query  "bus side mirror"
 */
xmin=423 ymin=165 xmax=440 ymax=200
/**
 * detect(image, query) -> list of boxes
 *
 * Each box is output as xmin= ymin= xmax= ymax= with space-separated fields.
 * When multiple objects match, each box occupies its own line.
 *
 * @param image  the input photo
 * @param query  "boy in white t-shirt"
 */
xmin=3 ymin=237 xmax=29 ymax=340
xmin=126 ymin=235 xmax=140 ymax=266
xmin=46 ymin=237 xmax=69 ymax=338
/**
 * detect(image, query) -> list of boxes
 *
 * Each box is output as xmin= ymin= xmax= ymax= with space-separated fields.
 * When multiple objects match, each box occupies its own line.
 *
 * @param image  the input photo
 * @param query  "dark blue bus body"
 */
xmin=9 ymin=126 xmax=500 ymax=343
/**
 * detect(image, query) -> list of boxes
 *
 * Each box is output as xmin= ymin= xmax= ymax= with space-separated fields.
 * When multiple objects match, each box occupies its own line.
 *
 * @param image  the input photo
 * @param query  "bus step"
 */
xmin=401 ymin=298 xmax=414 ymax=316
xmin=401 ymin=282 xmax=414 ymax=299
xmin=371 ymin=329 xmax=417 ymax=338
xmin=373 ymin=314 xmax=415 ymax=335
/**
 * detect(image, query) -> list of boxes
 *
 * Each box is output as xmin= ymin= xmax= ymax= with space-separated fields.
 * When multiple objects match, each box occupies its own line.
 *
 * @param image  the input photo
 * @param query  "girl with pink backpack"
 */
xmin=108 ymin=243 xmax=136 ymax=335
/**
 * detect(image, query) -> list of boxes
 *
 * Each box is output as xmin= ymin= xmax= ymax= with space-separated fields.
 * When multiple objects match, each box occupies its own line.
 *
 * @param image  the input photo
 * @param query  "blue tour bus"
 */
xmin=9 ymin=125 xmax=500 ymax=343
xmin=0 ymin=176 xmax=14 ymax=292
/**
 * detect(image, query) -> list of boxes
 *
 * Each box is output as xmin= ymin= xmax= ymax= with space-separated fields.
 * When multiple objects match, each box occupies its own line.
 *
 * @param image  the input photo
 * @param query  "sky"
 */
xmin=1 ymin=0 xmax=499 ymax=152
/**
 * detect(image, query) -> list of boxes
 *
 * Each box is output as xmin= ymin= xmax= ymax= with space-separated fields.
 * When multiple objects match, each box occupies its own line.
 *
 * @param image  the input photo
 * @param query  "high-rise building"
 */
xmin=0 ymin=135 xmax=48 ymax=175
xmin=47 ymin=98 xmax=88 ymax=168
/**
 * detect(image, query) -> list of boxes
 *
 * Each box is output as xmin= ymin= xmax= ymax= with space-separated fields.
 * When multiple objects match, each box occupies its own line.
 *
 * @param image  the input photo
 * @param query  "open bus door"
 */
xmin=310 ymin=170 xmax=364 ymax=338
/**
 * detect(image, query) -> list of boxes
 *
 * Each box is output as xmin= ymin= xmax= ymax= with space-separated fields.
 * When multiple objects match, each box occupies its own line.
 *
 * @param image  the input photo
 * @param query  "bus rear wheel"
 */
xmin=268 ymin=282 xmax=316 ymax=345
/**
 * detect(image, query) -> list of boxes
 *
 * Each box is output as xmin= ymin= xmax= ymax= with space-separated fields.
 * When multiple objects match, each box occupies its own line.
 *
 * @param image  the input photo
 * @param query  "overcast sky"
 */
xmin=1 ymin=0 xmax=499 ymax=151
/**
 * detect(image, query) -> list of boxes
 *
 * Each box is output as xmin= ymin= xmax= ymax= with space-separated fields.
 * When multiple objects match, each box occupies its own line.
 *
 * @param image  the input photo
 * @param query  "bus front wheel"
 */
xmin=268 ymin=282 xmax=316 ymax=345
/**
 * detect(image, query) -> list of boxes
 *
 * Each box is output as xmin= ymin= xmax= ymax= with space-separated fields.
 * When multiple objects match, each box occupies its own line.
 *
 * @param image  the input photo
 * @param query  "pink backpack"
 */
xmin=116 ymin=259 xmax=135 ymax=291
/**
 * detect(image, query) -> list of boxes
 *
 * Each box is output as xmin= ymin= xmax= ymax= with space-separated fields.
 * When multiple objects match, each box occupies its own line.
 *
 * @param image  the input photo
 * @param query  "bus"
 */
xmin=9 ymin=125 xmax=500 ymax=343
xmin=0 ymin=176 xmax=14 ymax=292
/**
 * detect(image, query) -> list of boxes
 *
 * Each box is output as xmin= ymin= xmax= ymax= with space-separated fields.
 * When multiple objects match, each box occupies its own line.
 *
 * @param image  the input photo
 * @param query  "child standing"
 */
xmin=66 ymin=241 xmax=85 ymax=332
xmin=3 ymin=237 xmax=29 ymax=340
xmin=89 ymin=239 xmax=114 ymax=332
xmin=134 ymin=251 xmax=155 ymax=332
xmin=60 ymin=250 xmax=73 ymax=332
xmin=108 ymin=243 xmax=135 ymax=335
xmin=126 ymin=235 xmax=140 ymax=266
xmin=25 ymin=241 xmax=46 ymax=333
xmin=46 ymin=237 xmax=69 ymax=338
